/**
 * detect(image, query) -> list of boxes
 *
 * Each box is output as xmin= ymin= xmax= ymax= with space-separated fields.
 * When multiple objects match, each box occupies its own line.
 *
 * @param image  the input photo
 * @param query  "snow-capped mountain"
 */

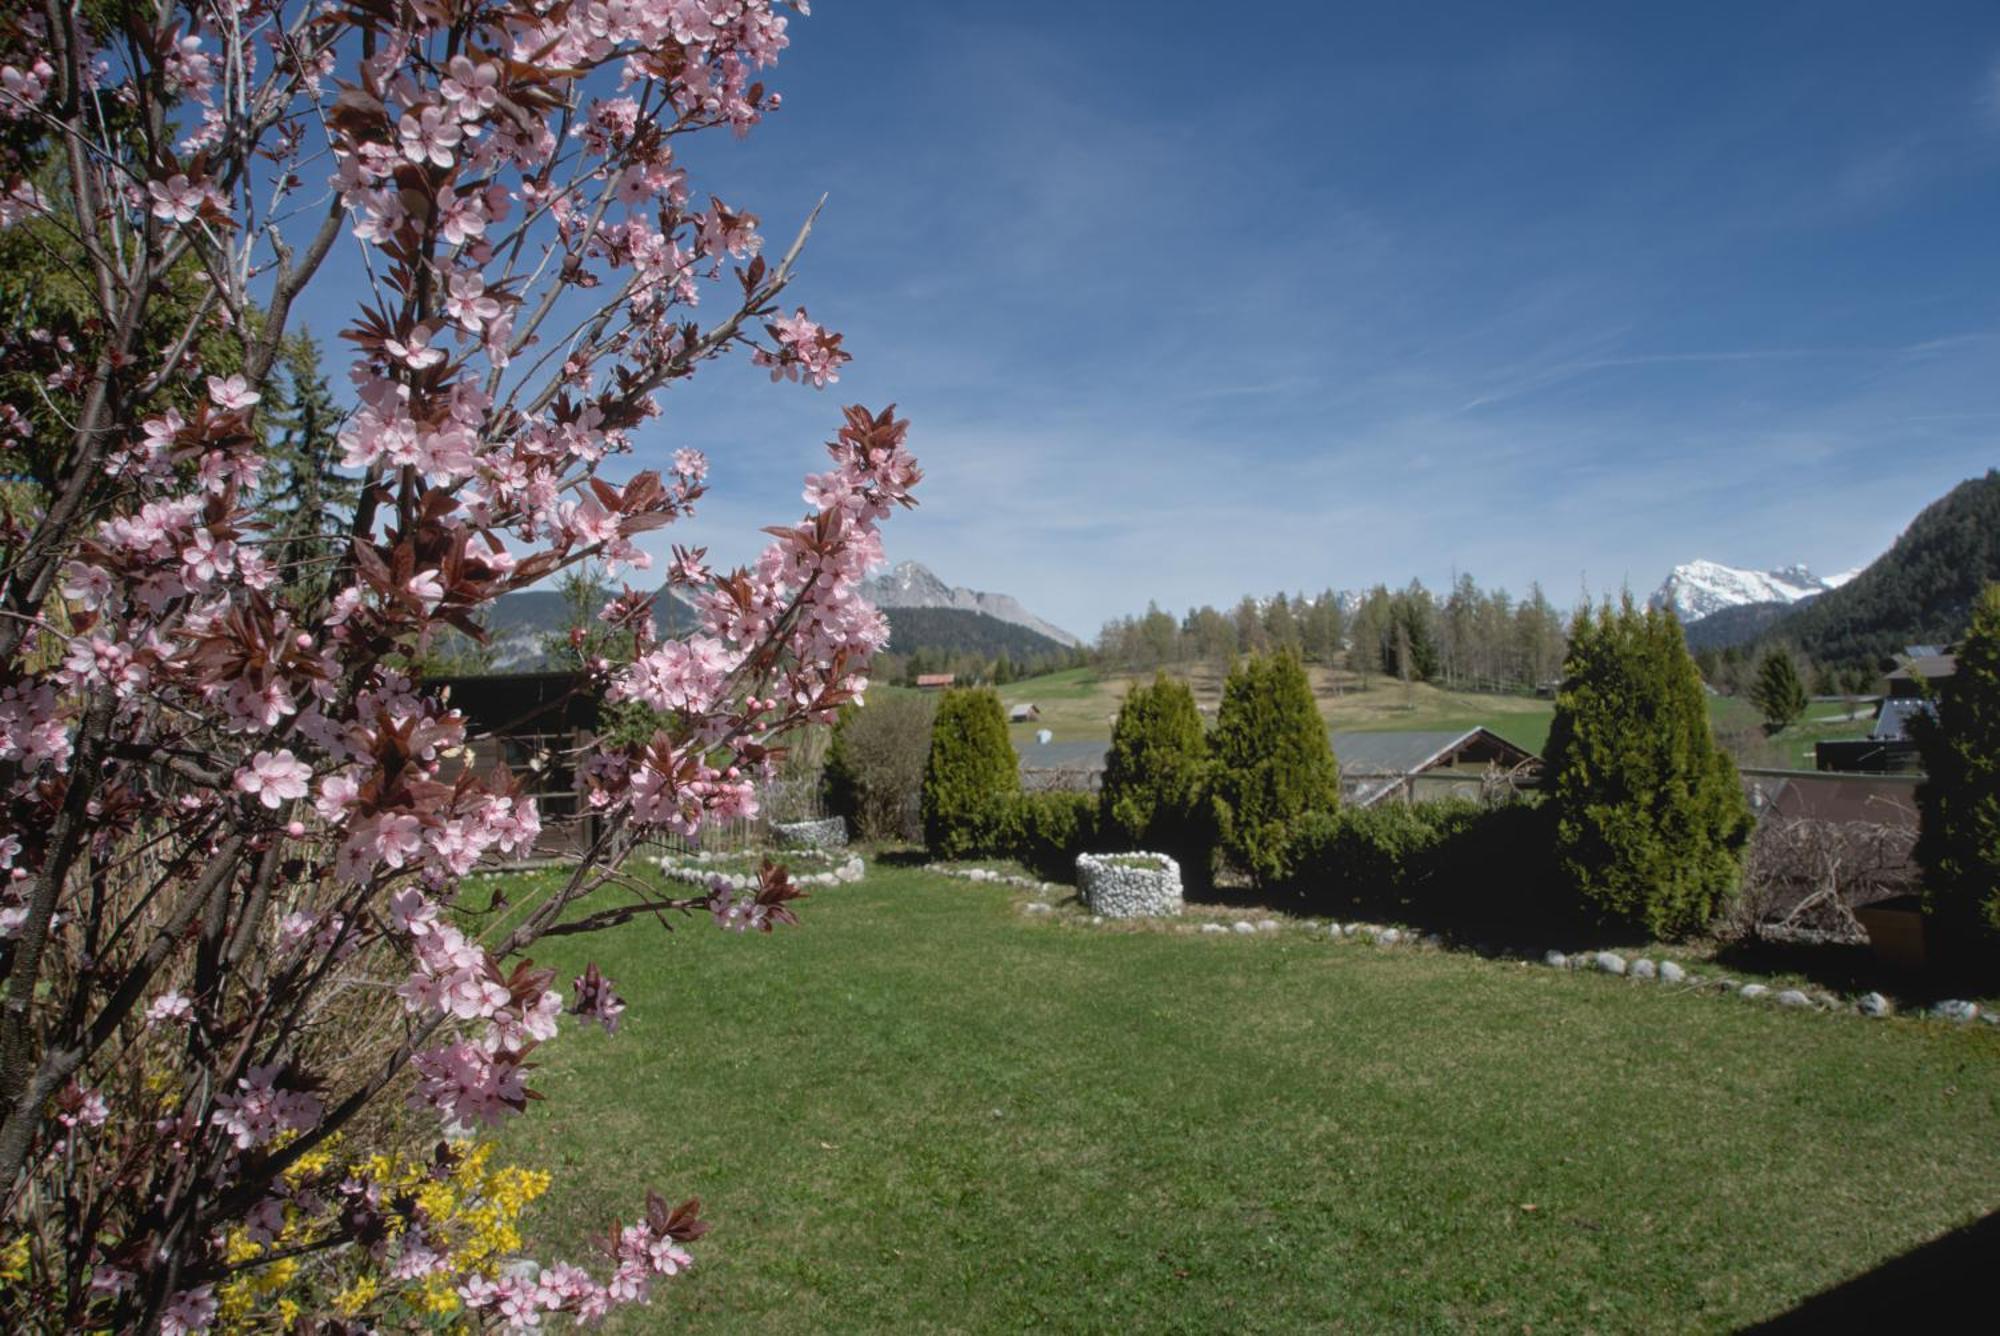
xmin=1648 ymin=560 xmax=1857 ymax=623
xmin=860 ymin=561 xmax=1083 ymax=649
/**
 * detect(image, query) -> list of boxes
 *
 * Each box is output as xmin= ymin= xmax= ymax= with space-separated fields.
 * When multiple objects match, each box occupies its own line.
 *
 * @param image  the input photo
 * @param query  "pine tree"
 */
xmin=1913 ymin=584 xmax=2000 ymax=949
xmin=921 ymin=688 xmax=1021 ymax=858
xmin=1750 ymin=648 xmax=1809 ymax=732
xmin=1545 ymin=599 xmax=1752 ymax=938
xmin=259 ymin=333 xmax=358 ymax=605
xmin=1209 ymin=652 xmax=1340 ymax=885
xmin=1099 ymin=674 xmax=1212 ymax=881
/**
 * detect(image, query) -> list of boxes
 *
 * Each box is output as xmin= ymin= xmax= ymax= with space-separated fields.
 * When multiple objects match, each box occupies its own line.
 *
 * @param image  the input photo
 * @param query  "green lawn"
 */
xmin=497 ymin=865 xmax=2000 ymax=1331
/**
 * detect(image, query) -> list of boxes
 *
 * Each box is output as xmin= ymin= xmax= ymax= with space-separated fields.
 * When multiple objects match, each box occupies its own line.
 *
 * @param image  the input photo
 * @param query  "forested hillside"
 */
xmin=1763 ymin=471 xmax=2000 ymax=665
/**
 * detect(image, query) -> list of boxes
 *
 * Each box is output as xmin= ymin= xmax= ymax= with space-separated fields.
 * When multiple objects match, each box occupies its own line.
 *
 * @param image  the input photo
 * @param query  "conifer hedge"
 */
xmin=1099 ymin=673 xmax=1213 ymax=881
xmin=1544 ymin=599 xmax=1752 ymax=939
xmin=920 ymin=687 xmax=1020 ymax=859
xmin=1914 ymin=584 xmax=2000 ymax=951
xmin=1209 ymin=652 xmax=1340 ymax=885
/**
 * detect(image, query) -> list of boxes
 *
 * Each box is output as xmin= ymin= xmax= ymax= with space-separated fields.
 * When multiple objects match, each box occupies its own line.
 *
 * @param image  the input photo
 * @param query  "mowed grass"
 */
xmin=499 ymin=865 xmax=2000 ymax=1332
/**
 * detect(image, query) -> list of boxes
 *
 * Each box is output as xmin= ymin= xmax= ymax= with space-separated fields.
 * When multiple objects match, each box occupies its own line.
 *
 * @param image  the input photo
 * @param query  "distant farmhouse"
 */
xmin=1815 ymin=646 xmax=1955 ymax=774
xmin=914 ymin=673 xmax=957 ymax=690
xmin=1332 ymin=728 xmax=1540 ymax=808
xmin=1008 ymin=702 xmax=1041 ymax=723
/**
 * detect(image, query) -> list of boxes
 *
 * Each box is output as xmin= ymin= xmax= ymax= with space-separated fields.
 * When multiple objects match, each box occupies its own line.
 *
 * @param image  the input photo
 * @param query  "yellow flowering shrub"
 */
xmin=213 ymin=1138 xmax=551 ymax=1333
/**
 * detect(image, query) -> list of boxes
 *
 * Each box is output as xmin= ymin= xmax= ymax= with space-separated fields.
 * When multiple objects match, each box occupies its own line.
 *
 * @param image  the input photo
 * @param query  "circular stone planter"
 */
xmin=772 ymin=817 xmax=848 ymax=850
xmin=1075 ymin=852 xmax=1182 ymax=919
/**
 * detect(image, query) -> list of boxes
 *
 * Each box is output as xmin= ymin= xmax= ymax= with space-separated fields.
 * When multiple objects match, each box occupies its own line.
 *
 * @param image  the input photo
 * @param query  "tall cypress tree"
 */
xmin=1545 ymin=598 xmax=1752 ymax=939
xmin=1750 ymin=648 xmax=1808 ymax=732
xmin=1913 ymin=584 xmax=2000 ymax=949
xmin=1099 ymin=674 xmax=1212 ymax=880
xmin=1209 ymin=652 xmax=1340 ymax=886
xmin=921 ymin=688 xmax=1020 ymax=859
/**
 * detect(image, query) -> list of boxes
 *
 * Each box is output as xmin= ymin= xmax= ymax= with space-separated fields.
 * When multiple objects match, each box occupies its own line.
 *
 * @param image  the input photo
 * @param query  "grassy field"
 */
xmin=498 ymin=864 xmax=2000 ymax=1332
xmin=1000 ymin=665 xmax=1557 ymax=754
xmin=1000 ymin=666 xmax=1878 ymax=768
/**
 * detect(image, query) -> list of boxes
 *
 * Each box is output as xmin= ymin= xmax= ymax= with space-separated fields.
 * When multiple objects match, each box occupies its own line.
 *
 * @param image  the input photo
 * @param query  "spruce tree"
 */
xmin=1209 ymin=652 xmax=1340 ymax=885
xmin=1544 ymin=599 xmax=1752 ymax=939
xmin=920 ymin=688 xmax=1021 ymax=859
xmin=1099 ymin=674 xmax=1212 ymax=880
xmin=1750 ymin=648 xmax=1809 ymax=732
xmin=1913 ymin=584 xmax=2000 ymax=948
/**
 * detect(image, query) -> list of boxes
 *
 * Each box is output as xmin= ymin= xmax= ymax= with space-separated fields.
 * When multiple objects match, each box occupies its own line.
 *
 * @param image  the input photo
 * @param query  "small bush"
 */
xmin=1284 ymin=800 xmax=1552 ymax=922
xmin=921 ymin=688 xmax=1020 ymax=859
xmin=823 ymin=691 xmax=938 ymax=841
xmin=1209 ymin=652 xmax=1340 ymax=885
xmin=1005 ymin=791 xmax=1101 ymax=880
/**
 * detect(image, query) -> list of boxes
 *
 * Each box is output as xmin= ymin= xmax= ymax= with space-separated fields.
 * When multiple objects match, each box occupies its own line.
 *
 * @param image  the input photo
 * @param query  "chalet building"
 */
xmin=1008 ymin=702 xmax=1042 ymax=722
xmin=914 ymin=674 xmax=957 ymax=690
xmin=1816 ymin=647 xmax=1953 ymax=773
xmin=1330 ymin=728 xmax=1540 ymax=808
xmin=1884 ymin=651 xmax=1956 ymax=699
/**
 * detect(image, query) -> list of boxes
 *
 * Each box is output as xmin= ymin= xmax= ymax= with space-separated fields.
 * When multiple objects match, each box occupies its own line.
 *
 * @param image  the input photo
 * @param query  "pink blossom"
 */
xmin=146 ymin=173 xmax=223 ymax=224
xmin=398 ymin=105 xmax=463 ymax=168
xmin=146 ymin=991 xmax=194 ymax=1027
xmin=160 ymin=1286 xmax=216 ymax=1336
xmin=236 ymin=750 xmax=312 ymax=809
xmin=211 ymin=1063 xmax=322 ymax=1150
xmin=205 ymin=374 xmax=260 ymax=411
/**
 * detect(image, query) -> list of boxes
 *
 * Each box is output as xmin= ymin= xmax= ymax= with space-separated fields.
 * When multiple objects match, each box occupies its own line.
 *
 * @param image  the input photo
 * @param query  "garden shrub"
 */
xmin=1005 ymin=791 xmax=1101 ymax=881
xmin=921 ymin=688 xmax=1021 ymax=859
xmin=1209 ymin=652 xmax=1340 ymax=885
xmin=1283 ymin=799 xmax=1553 ymax=922
xmin=1098 ymin=673 xmax=1213 ymax=885
xmin=1914 ymin=583 xmax=2000 ymax=957
xmin=1545 ymin=599 xmax=1752 ymax=939
xmin=823 ymin=691 xmax=938 ymax=841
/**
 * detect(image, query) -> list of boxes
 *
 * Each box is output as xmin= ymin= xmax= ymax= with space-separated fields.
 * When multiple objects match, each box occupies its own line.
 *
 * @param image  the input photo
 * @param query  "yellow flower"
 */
xmin=0 ymin=1233 xmax=29 ymax=1283
xmin=332 ymin=1274 xmax=378 ymax=1317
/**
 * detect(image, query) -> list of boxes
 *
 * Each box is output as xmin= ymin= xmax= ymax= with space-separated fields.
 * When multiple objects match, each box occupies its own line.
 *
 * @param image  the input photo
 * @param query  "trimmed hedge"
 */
xmin=921 ymin=688 xmax=1020 ymax=859
xmin=1004 ymin=791 xmax=1101 ymax=882
xmin=1209 ymin=652 xmax=1340 ymax=886
xmin=1283 ymin=799 xmax=1553 ymax=923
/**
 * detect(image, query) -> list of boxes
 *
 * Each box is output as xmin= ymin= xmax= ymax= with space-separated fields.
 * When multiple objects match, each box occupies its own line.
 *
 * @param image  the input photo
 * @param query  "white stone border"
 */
xmin=1075 ymin=852 xmax=1183 ymax=919
xmin=655 ymin=847 xmax=864 ymax=892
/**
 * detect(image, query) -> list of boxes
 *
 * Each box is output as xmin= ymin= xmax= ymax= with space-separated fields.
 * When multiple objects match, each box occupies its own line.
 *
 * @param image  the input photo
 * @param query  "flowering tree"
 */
xmin=0 ymin=1 xmax=918 ymax=1329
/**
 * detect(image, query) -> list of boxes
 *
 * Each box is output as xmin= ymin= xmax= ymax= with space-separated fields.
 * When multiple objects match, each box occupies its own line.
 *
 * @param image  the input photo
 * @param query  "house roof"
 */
xmin=1886 ymin=654 xmax=1955 ymax=684
xmin=1331 ymin=727 xmax=1538 ymax=777
xmin=914 ymin=674 xmax=956 ymax=687
xmin=1871 ymin=697 xmax=1934 ymax=741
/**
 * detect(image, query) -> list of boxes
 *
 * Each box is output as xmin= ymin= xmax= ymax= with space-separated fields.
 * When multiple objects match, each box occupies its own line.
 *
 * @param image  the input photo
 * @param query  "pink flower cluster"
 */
xmin=211 ymin=1064 xmax=323 ymax=1151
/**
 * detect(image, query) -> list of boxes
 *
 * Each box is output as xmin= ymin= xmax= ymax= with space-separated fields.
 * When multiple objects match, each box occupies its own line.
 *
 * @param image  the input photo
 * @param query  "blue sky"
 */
xmin=308 ymin=1 xmax=2000 ymax=642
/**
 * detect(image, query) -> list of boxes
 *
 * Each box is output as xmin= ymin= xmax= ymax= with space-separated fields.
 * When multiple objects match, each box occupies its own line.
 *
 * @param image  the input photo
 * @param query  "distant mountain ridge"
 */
xmin=1648 ymin=560 xmax=1857 ymax=624
xmin=477 ymin=560 xmax=1078 ymax=671
xmin=859 ymin=561 xmax=1083 ymax=649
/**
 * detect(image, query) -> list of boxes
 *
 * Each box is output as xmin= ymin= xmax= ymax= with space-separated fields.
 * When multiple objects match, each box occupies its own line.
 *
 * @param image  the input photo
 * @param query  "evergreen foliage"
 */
xmin=1913 ymin=584 xmax=2000 ymax=949
xmin=1544 ymin=599 xmax=1752 ymax=939
xmin=1208 ymin=652 xmax=1340 ymax=885
xmin=1749 ymin=649 xmax=1808 ymax=732
xmin=1004 ymin=791 xmax=1101 ymax=881
xmin=921 ymin=688 xmax=1021 ymax=858
xmin=1098 ymin=674 xmax=1212 ymax=881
